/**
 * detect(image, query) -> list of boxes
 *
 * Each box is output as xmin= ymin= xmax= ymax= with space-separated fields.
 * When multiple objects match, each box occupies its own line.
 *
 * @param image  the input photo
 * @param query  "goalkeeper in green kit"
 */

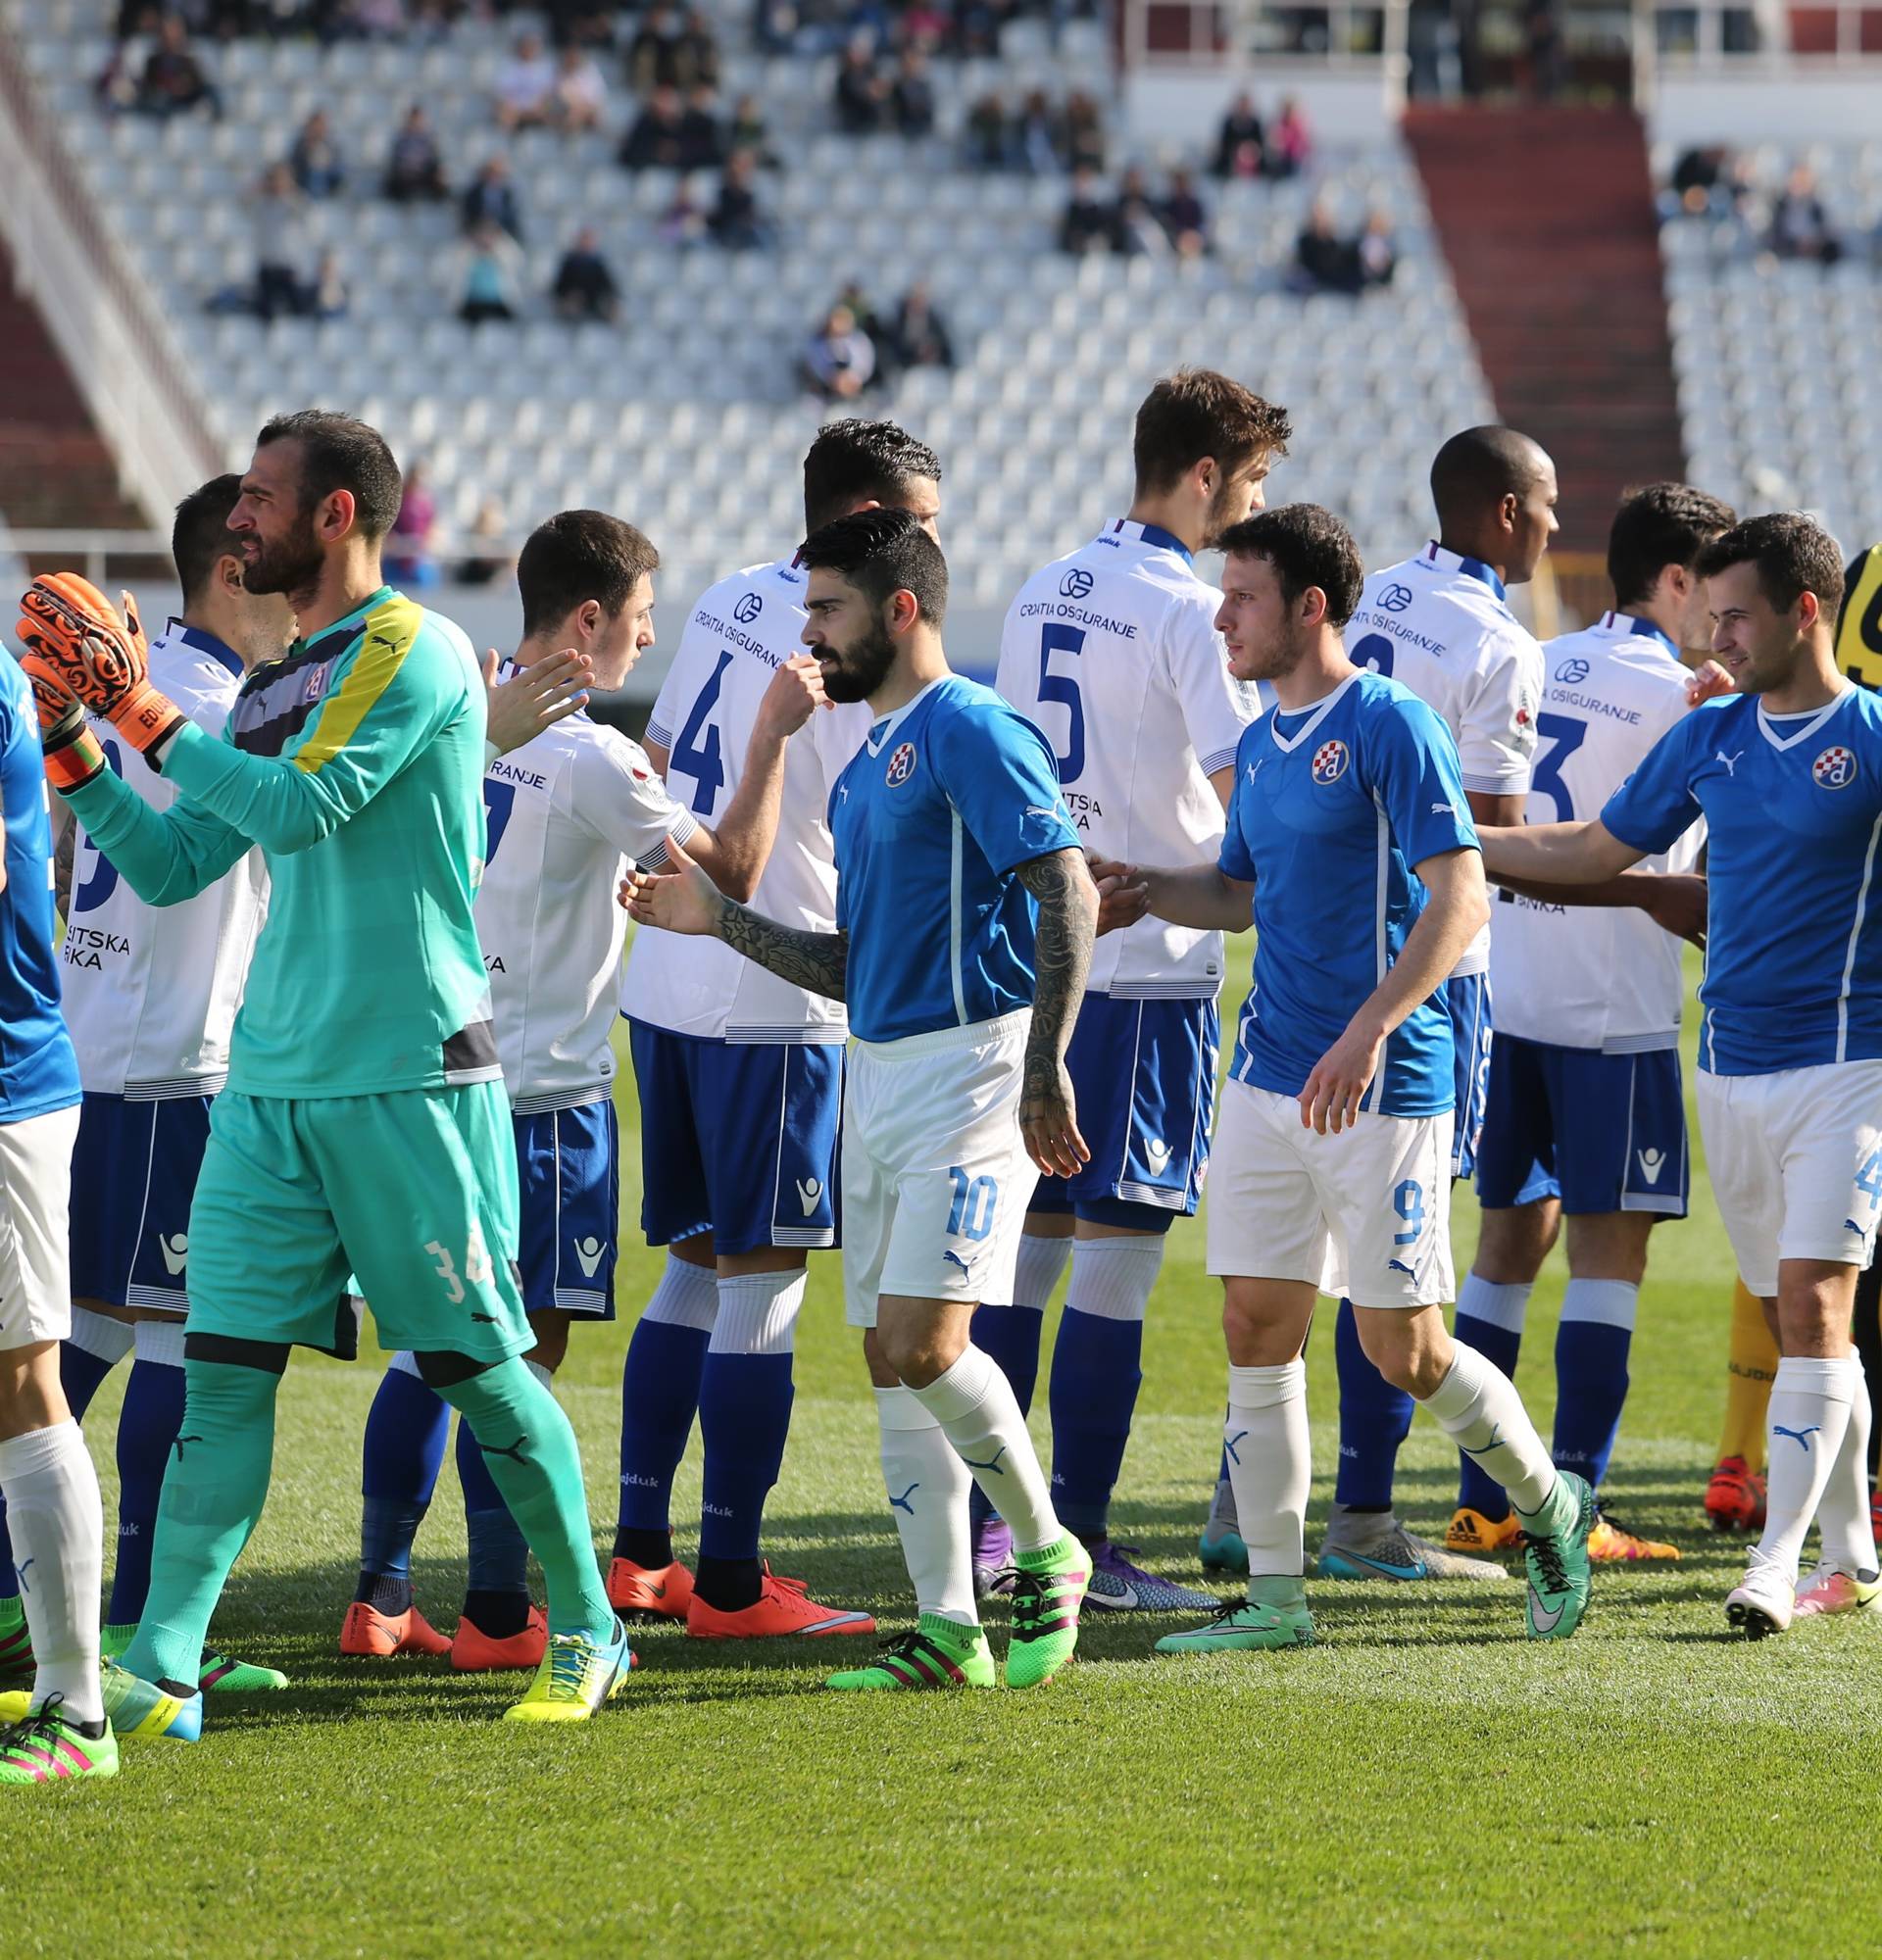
xmin=14 ymin=412 xmax=631 ymax=1733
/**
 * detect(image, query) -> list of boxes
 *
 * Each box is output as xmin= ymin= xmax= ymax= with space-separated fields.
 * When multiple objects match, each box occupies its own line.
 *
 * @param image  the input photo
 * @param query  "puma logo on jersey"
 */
xmin=795 ymin=1177 xmax=823 ymax=1217
xmin=1430 ymin=802 xmax=1456 ymax=815
xmin=158 ymin=1232 xmax=188 ymax=1275
xmin=571 ymin=1236 xmax=606 ymax=1278
xmin=1715 ymin=750 xmax=1745 ymax=777
xmin=1143 ymin=1138 xmax=1172 ymax=1172
xmin=942 ymin=1249 xmax=971 ymax=1274
xmin=1636 ymin=1148 xmax=1666 ymax=1184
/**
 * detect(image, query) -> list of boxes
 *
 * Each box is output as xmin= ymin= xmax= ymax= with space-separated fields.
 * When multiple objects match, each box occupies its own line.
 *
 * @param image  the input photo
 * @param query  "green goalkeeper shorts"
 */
xmin=183 ymin=1084 xmax=530 ymax=1363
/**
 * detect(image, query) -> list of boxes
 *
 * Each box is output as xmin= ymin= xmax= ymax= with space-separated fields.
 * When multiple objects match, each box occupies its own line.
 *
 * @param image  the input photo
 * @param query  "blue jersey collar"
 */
xmin=1601 ymin=610 xmax=1678 ymax=658
xmin=1111 ymin=518 xmax=1194 ymax=564
xmin=297 ymin=583 xmax=398 ymax=661
xmin=1424 ymin=541 xmax=1507 ymax=603
xmin=167 ymin=618 xmax=244 ymax=678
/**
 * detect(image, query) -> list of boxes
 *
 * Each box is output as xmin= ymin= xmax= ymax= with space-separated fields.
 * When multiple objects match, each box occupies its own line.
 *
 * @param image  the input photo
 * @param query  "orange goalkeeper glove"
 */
xmin=16 ymin=573 xmax=184 ymax=768
xmin=19 ymin=659 xmax=109 ymax=794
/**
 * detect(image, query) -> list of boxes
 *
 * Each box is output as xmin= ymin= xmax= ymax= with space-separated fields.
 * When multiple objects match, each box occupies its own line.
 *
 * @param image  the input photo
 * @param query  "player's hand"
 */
xmin=1019 ymin=1054 xmax=1089 ymax=1178
xmin=754 ymin=653 xmax=828 ymax=740
xmin=482 ymin=647 xmax=590 ymax=758
xmin=16 ymin=573 xmax=182 ymax=758
xmin=1301 ymin=1021 xmax=1385 ymax=1136
xmin=620 ymin=831 xmax=724 ymax=936
xmin=1686 ymin=660 xmax=1735 ymax=708
xmin=1092 ymin=859 xmax=1150 ymax=936
xmin=1638 ymin=870 xmax=1708 ymax=950
xmin=17 ymin=658 xmax=106 ymax=794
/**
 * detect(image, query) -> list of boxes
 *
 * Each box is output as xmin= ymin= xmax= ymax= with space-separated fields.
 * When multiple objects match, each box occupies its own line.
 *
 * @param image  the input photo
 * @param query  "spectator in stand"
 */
xmin=891 ymin=49 xmax=936 ymax=137
xmin=386 ymin=461 xmax=440 ymax=589
xmin=709 ymin=150 xmax=773 ymax=249
xmin=1768 ymin=163 xmax=1843 ymax=264
xmin=801 ymin=303 xmax=876 ymax=401
xmin=1162 ymin=165 xmax=1209 ymax=257
xmin=290 ymin=108 xmax=345 ymax=198
xmin=659 ymin=180 xmax=709 ymax=247
xmin=834 ymin=39 xmax=889 ymax=134
xmin=630 ymin=2 xmax=718 ymax=94
xmin=1290 ymin=201 xmax=1363 ymax=295
xmin=1063 ymin=89 xmax=1106 ymax=173
xmin=550 ymin=45 xmax=610 ymax=133
xmin=455 ymin=497 xmax=515 ymax=587
xmin=462 ymin=155 xmax=523 ymax=241
xmin=677 ymin=8 xmax=723 ymax=87
xmin=619 ymin=83 xmax=688 ymax=170
xmin=1357 ymin=208 xmax=1398 ymax=287
xmin=1213 ymin=90 xmax=1264 ymax=177
xmin=966 ymin=91 xmax=1008 ymax=171
xmin=1060 ymin=166 xmax=1113 ymax=255
xmin=553 ymin=226 xmax=621 ymax=322
xmin=250 ymin=162 xmax=309 ymax=321
xmin=1268 ymin=95 xmax=1312 ymax=177
xmin=753 ymin=0 xmax=798 ymax=57
xmin=727 ymin=93 xmax=780 ymax=172
xmin=384 ymin=103 xmax=449 ymax=201
xmin=903 ymin=0 xmax=953 ymax=47
xmin=832 ymin=275 xmax=885 ymax=346
xmin=310 ymin=252 xmax=351 ymax=321
xmin=1014 ymin=87 xmax=1061 ymax=173
xmin=137 ymin=14 xmax=220 ymax=119
xmin=495 ymin=31 xmax=557 ymax=132
xmin=1113 ymin=167 xmax=1170 ymax=258
xmin=887 ymin=280 xmax=955 ymax=370
xmin=453 ymin=219 xmax=525 ymax=323
xmin=679 ymin=83 xmax=726 ymax=170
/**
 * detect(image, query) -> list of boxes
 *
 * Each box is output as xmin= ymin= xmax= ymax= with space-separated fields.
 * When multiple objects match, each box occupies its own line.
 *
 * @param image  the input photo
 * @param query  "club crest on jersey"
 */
xmin=1814 ymin=746 xmax=1857 ymax=790
xmin=885 ymin=742 xmax=918 ymax=787
xmin=1311 ymin=739 xmax=1349 ymax=785
xmin=734 ymin=593 xmax=764 ymax=624
xmin=302 ymin=662 xmax=329 ymax=706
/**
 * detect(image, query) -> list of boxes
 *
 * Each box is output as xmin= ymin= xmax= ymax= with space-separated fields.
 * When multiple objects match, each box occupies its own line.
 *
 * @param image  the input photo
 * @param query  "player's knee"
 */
xmin=861 ymin=1326 xmax=901 ymax=1389
xmin=1355 ymin=1313 xmax=1449 ymax=1398
xmin=526 ymin=1312 xmax=571 ymax=1373
xmin=182 ymin=1332 xmax=291 ymax=1375
xmin=875 ymin=1316 xmax=963 ymax=1390
xmin=414 ymin=1348 xmax=496 ymax=1392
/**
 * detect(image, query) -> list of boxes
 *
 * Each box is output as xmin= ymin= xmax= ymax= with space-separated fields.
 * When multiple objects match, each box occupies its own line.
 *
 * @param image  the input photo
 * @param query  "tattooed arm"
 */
xmin=621 ymin=830 xmax=847 ymax=1001
xmin=1014 ymin=846 xmax=1098 ymax=1177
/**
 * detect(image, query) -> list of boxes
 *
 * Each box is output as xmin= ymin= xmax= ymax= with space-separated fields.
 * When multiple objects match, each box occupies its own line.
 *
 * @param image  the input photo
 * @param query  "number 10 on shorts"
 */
xmin=947 ymin=1166 xmax=999 ymax=1242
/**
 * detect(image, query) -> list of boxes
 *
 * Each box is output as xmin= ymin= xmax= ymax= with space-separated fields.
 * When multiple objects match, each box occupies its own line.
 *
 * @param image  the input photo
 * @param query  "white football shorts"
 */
xmin=1206 ymin=1079 xmax=1456 ymax=1309
xmin=0 ymin=1102 xmax=81 ymax=1352
xmin=1696 ymin=1059 xmax=1882 ymax=1298
xmin=842 ymin=1011 xmax=1038 ymax=1328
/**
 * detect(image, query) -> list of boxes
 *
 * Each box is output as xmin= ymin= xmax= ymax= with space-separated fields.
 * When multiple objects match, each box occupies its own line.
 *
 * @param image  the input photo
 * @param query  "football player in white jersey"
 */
xmin=611 ymin=420 xmax=938 ymax=1640
xmin=343 ymin=509 xmax=842 ymax=1665
xmin=1454 ymin=484 xmax=1732 ymax=1564
xmin=0 ymin=476 xmax=293 ymax=1703
xmin=988 ymin=371 xmax=1288 ymax=1613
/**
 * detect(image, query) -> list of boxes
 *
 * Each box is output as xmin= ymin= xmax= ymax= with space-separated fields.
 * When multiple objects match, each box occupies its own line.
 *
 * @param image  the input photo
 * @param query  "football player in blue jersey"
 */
xmin=1479 ymin=513 xmax=1882 ymax=1634
xmin=628 ymin=509 xmax=1102 ymax=1691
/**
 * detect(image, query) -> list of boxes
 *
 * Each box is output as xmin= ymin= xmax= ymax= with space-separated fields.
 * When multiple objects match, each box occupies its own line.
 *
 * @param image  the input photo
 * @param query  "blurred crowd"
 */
xmin=1661 ymin=145 xmax=1882 ymax=270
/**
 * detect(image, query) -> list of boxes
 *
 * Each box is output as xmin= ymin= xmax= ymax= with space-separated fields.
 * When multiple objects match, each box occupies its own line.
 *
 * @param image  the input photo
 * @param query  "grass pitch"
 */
xmin=9 ymin=972 xmax=1882 ymax=1959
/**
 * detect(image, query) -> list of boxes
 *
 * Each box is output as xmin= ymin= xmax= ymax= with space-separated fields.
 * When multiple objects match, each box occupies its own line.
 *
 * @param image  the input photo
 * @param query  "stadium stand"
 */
xmin=1659 ymin=138 xmax=1882 ymax=554
xmin=8 ymin=0 xmax=1494 ymax=664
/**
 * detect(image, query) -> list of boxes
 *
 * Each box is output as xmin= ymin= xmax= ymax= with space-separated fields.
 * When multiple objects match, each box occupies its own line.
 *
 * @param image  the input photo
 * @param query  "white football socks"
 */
xmin=1064 ymin=1237 xmax=1163 ymax=1324
xmin=710 ymin=1269 xmax=806 ymax=1356
xmin=874 ymin=1387 xmax=975 ymax=1628
xmin=640 ymin=1252 xmax=720 ymax=1333
xmin=1814 ymin=1355 xmax=1877 ymax=1579
xmin=1012 ymin=1232 xmax=1073 ymax=1313
xmin=1224 ymin=1360 xmax=1310 ymax=1582
xmin=910 ymin=1347 xmax=1063 ymax=1552
xmin=0 ymin=1420 xmax=104 ymax=1726
xmin=1418 ymin=1341 xmax=1560 ymax=1518
xmin=1756 ymin=1353 xmax=1859 ymax=1584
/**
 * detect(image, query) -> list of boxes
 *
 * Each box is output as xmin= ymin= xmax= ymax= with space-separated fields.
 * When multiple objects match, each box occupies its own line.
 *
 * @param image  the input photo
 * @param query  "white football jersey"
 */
xmin=477 ymin=674 xmax=695 ymax=1108
xmin=61 ymin=623 xmax=267 ymax=1097
xmin=1489 ymin=612 xmax=1704 ymax=1052
xmin=1345 ymin=542 xmax=1546 ymax=977
xmin=623 ymin=556 xmax=870 ymax=1042
xmin=997 ymin=519 xmax=1264 ymax=998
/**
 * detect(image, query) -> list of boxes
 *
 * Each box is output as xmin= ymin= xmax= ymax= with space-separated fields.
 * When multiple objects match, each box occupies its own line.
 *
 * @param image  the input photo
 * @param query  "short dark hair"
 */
xmin=171 ymin=472 xmax=245 ymax=604
xmin=1216 ymin=504 xmax=1364 ymax=628
xmin=1132 ymin=368 xmax=1291 ymax=498
xmin=516 ymin=510 xmax=660 ymax=636
xmin=801 ymin=417 xmax=942 ymax=535
xmin=255 ymin=409 xmax=404 ymax=539
xmin=1607 ymin=483 xmax=1737 ymax=610
xmin=1696 ymin=512 xmax=1846 ymax=619
xmin=797 ymin=506 xmax=948 ymax=627
xmin=1429 ymin=425 xmax=1552 ymax=527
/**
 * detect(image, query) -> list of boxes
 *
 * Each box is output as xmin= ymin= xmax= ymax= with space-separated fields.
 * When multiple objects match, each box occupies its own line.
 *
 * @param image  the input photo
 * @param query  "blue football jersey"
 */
xmin=1219 ymin=669 xmax=1479 ymax=1115
xmin=1601 ymin=685 xmax=1882 ymax=1075
xmin=828 ymin=675 xmax=1080 ymax=1044
xmin=0 ymin=643 xmax=81 ymax=1122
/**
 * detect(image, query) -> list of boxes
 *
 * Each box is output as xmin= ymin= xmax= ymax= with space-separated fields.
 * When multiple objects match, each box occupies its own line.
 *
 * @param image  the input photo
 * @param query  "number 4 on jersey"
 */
xmin=671 ymin=650 xmax=733 ymax=815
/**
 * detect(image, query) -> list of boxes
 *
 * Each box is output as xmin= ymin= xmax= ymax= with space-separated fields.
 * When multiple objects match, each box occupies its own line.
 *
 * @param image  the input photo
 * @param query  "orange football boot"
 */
xmin=339 ymin=1600 xmax=453 ymax=1658
xmin=607 ymin=1556 xmax=693 ymax=1620
xmin=1444 ymin=1506 xmax=1523 ymax=1554
xmin=453 ymin=1603 xmax=548 ymax=1672
xmin=1588 ymin=1513 xmax=1680 ymax=1561
xmin=686 ymin=1566 xmax=876 ymax=1640
xmin=1704 ymin=1455 xmax=1766 ymax=1534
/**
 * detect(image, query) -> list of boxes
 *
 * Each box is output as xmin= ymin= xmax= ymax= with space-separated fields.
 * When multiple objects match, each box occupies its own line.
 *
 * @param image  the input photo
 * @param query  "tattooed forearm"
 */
xmin=54 ymin=818 xmax=75 ymax=918
xmin=715 ymin=895 xmax=848 ymax=1001
xmin=1015 ymin=848 xmax=1097 ymax=1084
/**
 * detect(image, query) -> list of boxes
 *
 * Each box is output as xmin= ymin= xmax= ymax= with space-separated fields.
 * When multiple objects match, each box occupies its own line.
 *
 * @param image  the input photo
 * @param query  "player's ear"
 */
xmin=320 ymin=486 xmax=357 ymax=543
xmin=887 ymin=588 xmax=918 ymax=636
xmin=577 ymin=598 xmax=603 ymax=642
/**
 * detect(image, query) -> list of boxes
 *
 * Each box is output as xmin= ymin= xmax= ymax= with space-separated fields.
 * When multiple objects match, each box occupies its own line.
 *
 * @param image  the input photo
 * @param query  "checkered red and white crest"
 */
xmin=1311 ymin=739 xmax=1349 ymax=785
xmin=1813 ymin=745 xmax=1856 ymax=790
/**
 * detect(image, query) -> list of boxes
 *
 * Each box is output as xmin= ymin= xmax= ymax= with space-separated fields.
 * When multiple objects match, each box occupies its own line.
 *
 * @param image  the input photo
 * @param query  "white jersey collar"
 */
xmin=1421 ymin=541 xmax=1508 ymax=604
xmin=1267 ymin=670 xmax=1359 ymax=753
xmin=866 ymin=674 xmax=947 ymax=755
xmin=1598 ymin=611 xmax=1679 ymax=659
xmin=1104 ymin=518 xmax=1195 ymax=564
xmin=1757 ymin=685 xmax=1856 ymax=752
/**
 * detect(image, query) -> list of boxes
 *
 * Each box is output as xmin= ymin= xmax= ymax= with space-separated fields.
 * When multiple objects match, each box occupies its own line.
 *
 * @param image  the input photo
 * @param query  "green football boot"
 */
xmin=1003 ymin=1534 xmax=1092 ymax=1689
xmin=101 ymin=1624 xmax=287 ymax=1694
xmin=1521 ymin=1471 xmax=1596 ymax=1641
xmin=825 ymin=1615 xmax=995 ymax=1691
xmin=0 ymin=1697 xmax=120 ymax=1787
xmin=1155 ymin=1576 xmax=1315 ymax=1654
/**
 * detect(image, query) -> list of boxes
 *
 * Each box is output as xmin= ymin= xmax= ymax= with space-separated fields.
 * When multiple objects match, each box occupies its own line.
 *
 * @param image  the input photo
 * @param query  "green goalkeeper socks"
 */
xmin=440 ymin=1358 xmax=613 ymax=1642
xmin=123 ymin=1358 xmax=279 ymax=1691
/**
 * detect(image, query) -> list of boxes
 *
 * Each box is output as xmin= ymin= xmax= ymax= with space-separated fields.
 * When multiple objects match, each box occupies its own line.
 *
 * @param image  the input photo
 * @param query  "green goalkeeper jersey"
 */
xmin=65 ymin=584 xmax=501 ymax=1100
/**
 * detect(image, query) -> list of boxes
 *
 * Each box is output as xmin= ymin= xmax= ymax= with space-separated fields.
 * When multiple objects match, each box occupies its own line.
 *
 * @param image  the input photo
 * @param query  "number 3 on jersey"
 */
xmin=671 ymin=650 xmax=733 ymax=815
xmin=1038 ymin=624 xmax=1086 ymax=784
xmin=1530 ymin=712 xmax=1586 ymax=822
